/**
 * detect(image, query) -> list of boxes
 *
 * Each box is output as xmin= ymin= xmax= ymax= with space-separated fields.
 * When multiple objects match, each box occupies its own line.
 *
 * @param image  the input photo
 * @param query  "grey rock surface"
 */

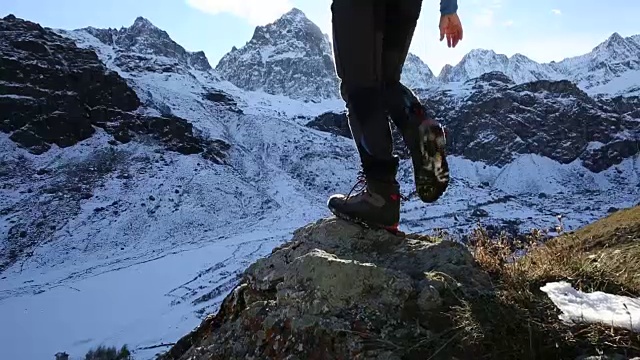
xmin=161 ymin=217 xmax=492 ymax=360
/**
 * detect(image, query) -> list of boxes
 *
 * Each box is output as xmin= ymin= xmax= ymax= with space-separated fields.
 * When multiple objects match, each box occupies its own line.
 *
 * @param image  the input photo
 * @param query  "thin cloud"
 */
xmin=186 ymin=0 xmax=294 ymax=25
xmin=503 ymin=20 xmax=515 ymax=27
xmin=473 ymin=9 xmax=495 ymax=27
xmin=490 ymin=0 xmax=503 ymax=9
xmin=551 ymin=9 xmax=562 ymax=15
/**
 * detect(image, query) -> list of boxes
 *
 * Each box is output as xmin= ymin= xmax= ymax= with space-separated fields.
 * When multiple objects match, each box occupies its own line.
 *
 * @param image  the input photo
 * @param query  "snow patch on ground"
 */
xmin=541 ymin=281 xmax=640 ymax=332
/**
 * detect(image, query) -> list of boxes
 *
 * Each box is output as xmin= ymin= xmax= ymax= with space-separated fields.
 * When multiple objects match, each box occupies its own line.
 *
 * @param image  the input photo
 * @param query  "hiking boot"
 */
xmin=327 ymin=172 xmax=401 ymax=232
xmin=389 ymin=85 xmax=450 ymax=203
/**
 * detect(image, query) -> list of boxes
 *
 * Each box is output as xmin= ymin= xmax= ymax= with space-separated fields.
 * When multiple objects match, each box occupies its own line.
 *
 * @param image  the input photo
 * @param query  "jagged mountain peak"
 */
xmin=132 ymin=16 xmax=155 ymax=29
xmin=550 ymin=31 xmax=640 ymax=94
xmin=401 ymin=52 xmax=435 ymax=89
xmin=279 ymin=7 xmax=308 ymax=22
xmin=607 ymin=32 xmax=625 ymax=42
xmin=465 ymin=48 xmax=501 ymax=58
xmin=71 ymin=15 xmax=213 ymax=73
xmin=438 ymin=48 xmax=510 ymax=82
xmin=215 ymin=8 xmax=338 ymax=101
xmin=511 ymin=53 xmax=535 ymax=62
xmin=263 ymin=7 xmax=318 ymax=37
xmin=247 ymin=7 xmax=326 ymax=52
xmin=438 ymin=63 xmax=454 ymax=79
xmin=591 ymin=31 xmax=640 ymax=56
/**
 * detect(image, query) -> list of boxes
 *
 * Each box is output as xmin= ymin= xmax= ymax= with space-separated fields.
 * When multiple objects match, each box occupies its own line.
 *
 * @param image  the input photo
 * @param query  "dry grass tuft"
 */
xmin=446 ymin=206 xmax=640 ymax=359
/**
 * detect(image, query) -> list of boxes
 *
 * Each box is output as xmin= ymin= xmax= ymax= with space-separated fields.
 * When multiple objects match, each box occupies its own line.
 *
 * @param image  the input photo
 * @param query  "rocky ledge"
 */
xmin=0 ymin=15 xmax=229 ymax=164
xmin=159 ymin=212 xmax=640 ymax=360
xmin=160 ymin=218 xmax=492 ymax=360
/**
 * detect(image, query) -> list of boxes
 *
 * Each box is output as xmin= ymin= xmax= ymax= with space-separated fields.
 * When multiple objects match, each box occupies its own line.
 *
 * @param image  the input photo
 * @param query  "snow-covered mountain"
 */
xmin=437 ymin=32 xmax=640 ymax=97
xmin=78 ymin=16 xmax=214 ymax=74
xmin=400 ymin=52 xmax=436 ymax=88
xmin=0 ymin=12 xmax=638 ymax=360
xmin=437 ymin=49 xmax=558 ymax=84
xmin=553 ymin=32 xmax=640 ymax=96
xmin=215 ymin=8 xmax=338 ymax=101
xmin=215 ymin=8 xmax=435 ymax=100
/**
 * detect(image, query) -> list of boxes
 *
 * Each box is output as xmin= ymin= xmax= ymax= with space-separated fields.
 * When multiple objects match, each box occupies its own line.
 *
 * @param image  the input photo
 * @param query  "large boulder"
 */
xmin=161 ymin=217 xmax=492 ymax=360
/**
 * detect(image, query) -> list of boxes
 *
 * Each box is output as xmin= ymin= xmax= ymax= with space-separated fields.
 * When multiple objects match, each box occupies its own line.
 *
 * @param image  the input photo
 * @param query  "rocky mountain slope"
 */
xmin=400 ymin=52 xmax=436 ymax=88
xmin=437 ymin=32 xmax=640 ymax=97
xmin=0 ymin=14 xmax=231 ymax=270
xmin=426 ymin=73 xmax=639 ymax=172
xmin=310 ymin=71 xmax=640 ymax=173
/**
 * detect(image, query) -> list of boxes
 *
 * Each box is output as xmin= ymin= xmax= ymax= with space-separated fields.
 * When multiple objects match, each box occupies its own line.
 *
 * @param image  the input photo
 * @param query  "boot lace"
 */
xmin=344 ymin=171 xmax=367 ymax=200
xmin=344 ymin=171 xmax=411 ymax=202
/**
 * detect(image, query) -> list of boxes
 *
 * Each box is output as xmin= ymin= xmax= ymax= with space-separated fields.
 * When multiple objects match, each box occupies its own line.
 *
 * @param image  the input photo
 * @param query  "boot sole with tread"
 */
xmin=328 ymin=204 xmax=405 ymax=237
xmin=413 ymin=120 xmax=450 ymax=203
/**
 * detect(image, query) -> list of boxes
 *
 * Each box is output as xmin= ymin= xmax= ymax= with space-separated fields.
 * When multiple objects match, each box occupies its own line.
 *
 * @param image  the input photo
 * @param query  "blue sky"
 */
xmin=2 ymin=0 xmax=639 ymax=75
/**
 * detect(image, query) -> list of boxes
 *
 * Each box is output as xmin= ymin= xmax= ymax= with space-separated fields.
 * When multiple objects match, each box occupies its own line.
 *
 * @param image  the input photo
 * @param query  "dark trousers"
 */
xmin=331 ymin=0 xmax=423 ymax=182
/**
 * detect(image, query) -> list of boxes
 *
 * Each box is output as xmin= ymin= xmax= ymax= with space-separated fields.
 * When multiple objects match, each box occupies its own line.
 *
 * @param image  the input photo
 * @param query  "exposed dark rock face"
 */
xmin=203 ymin=90 xmax=242 ymax=114
xmin=436 ymin=76 xmax=639 ymax=172
xmin=305 ymin=111 xmax=351 ymax=138
xmin=0 ymin=15 xmax=230 ymax=163
xmin=0 ymin=15 xmax=139 ymax=153
xmin=306 ymin=73 xmax=640 ymax=173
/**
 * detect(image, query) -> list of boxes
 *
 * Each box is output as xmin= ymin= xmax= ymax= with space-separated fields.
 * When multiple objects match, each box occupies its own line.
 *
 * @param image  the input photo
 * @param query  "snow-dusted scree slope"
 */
xmin=0 ymin=10 xmax=639 ymax=360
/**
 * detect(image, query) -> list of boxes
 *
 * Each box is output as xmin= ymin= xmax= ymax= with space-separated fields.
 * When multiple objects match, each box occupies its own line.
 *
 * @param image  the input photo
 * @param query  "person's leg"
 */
xmin=331 ymin=0 xmax=396 ymax=181
xmin=382 ymin=0 xmax=451 ymax=203
xmin=381 ymin=0 xmax=422 ymax=86
xmin=327 ymin=0 xmax=400 ymax=230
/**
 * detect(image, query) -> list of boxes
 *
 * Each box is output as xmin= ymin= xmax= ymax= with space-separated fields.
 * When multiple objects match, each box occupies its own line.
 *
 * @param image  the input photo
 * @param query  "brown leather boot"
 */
xmin=327 ymin=172 xmax=401 ymax=232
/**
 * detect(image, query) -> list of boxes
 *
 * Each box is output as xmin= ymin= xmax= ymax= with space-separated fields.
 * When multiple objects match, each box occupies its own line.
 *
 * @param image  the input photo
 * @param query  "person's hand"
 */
xmin=439 ymin=13 xmax=463 ymax=48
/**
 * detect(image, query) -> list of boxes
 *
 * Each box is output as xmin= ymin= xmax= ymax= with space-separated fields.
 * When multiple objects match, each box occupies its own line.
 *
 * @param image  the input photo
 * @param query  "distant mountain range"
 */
xmin=210 ymin=8 xmax=640 ymax=99
xmin=51 ymin=8 xmax=640 ymax=101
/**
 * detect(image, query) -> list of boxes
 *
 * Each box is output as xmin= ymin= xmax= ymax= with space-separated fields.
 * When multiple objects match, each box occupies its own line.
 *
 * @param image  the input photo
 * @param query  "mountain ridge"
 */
xmin=436 ymin=32 xmax=640 ymax=96
xmin=67 ymin=15 xmax=215 ymax=74
xmin=62 ymin=10 xmax=640 ymax=99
